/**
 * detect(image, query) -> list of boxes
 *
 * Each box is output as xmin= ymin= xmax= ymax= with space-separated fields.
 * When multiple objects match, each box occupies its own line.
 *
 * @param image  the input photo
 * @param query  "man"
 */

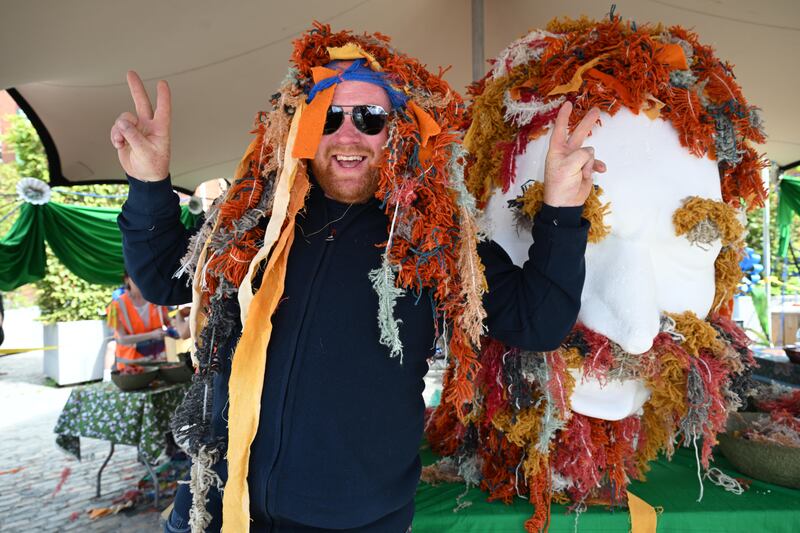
xmin=111 ymin=26 xmax=602 ymax=532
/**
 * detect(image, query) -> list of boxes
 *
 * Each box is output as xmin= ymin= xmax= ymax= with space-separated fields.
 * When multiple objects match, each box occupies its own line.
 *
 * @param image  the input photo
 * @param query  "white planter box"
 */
xmin=43 ymin=320 xmax=108 ymax=386
xmin=3 ymin=307 xmax=43 ymax=349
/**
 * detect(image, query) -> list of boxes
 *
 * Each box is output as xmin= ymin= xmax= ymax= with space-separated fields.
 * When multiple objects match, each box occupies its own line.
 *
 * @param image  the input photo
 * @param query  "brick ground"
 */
xmin=0 ymin=351 xmax=163 ymax=532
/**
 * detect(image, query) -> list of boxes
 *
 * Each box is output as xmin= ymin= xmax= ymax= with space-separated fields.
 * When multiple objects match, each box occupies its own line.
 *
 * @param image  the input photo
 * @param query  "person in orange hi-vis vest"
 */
xmin=106 ymin=272 xmax=172 ymax=371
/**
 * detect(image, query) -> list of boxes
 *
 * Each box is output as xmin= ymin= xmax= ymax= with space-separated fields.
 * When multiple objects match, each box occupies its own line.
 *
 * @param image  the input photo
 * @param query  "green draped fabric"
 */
xmin=0 ymin=201 xmax=197 ymax=291
xmin=179 ymin=207 xmax=201 ymax=230
xmin=777 ymin=175 xmax=800 ymax=258
xmin=414 ymin=442 xmax=800 ymax=532
xmin=42 ymin=202 xmax=125 ymax=288
xmin=0 ymin=203 xmax=45 ymax=290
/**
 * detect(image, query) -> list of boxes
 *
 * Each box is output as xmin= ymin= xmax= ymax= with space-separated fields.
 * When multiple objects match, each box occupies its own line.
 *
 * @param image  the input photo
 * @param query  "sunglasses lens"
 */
xmin=323 ymin=106 xmax=345 ymax=135
xmin=322 ymin=105 xmax=388 ymax=135
xmin=353 ymin=105 xmax=388 ymax=135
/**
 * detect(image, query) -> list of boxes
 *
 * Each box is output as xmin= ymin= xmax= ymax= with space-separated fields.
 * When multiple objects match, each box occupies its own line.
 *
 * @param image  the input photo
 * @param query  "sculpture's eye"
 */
xmin=673 ymin=196 xmax=746 ymax=313
xmin=673 ymin=197 xmax=742 ymax=249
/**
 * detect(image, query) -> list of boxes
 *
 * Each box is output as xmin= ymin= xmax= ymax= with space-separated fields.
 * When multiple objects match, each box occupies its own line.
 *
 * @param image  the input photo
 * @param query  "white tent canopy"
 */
xmin=2 ymin=0 xmax=798 ymax=191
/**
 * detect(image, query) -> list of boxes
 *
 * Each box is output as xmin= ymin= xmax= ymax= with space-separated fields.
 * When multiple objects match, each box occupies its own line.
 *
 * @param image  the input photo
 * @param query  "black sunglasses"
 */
xmin=323 ymin=104 xmax=388 ymax=136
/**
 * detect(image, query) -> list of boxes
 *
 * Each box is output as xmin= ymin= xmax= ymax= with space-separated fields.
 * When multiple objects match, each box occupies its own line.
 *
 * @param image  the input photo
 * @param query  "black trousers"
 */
xmin=164 ymin=498 xmax=414 ymax=533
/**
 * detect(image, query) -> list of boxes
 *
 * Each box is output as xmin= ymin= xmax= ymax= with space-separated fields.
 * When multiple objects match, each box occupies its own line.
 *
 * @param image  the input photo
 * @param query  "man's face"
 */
xmin=310 ymin=78 xmax=390 ymax=204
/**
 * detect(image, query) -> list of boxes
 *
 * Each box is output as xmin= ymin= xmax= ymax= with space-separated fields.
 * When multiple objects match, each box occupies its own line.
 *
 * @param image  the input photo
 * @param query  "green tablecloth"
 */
xmin=54 ymin=382 xmax=187 ymax=463
xmin=414 ymin=443 xmax=800 ymax=532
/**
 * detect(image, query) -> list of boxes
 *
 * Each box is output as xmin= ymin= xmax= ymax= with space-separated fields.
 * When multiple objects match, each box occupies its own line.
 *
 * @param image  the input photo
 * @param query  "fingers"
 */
xmin=549 ymin=101 xmax=572 ymax=148
xmin=562 ymin=146 xmax=595 ymax=173
xmin=556 ymin=146 xmax=606 ymax=180
xmin=579 ymin=153 xmax=606 ymax=182
xmin=593 ymin=159 xmax=607 ymax=173
xmin=116 ymin=116 xmax=150 ymax=154
xmin=153 ymin=79 xmax=172 ymax=130
xmin=566 ymin=107 xmax=601 ymax=151
xmin=111 ymin=124 xmax=125 ymax=149
xmin=110 ymin=112 xmax=138 ymax=149
xmin=582 ymin=151 xmax=595 ymax=181
xmin=576 ymin=173 xmax=595 ymax=204
xmin=127 ymin=70 xmax=154 ymax=121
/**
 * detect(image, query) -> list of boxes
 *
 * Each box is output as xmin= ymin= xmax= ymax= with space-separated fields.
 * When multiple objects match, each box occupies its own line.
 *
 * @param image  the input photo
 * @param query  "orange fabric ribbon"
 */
xmin=408 ymin=100 xmax=441 ymax=148
xmin=627 ymin=490 xmax=658 ymax=533
xmin=327 ymin=43 xmax=383 ymax=71
xmin=654 ymin=43 xmax=689 ymax=70
xmin=585 ymin=67 xmax=636 ymax=109
xmin=221 ymin=105 xmax=309 ymax=531
xmin=547 ymin=55 xmax=607 ymax=96
xmin=221 ymin=171 xmax=310 ymax=532
xmin=292 ymin=66 xmax=339 ymax=159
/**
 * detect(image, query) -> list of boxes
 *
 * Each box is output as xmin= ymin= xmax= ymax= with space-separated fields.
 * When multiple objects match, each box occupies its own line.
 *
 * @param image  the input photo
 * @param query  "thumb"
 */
xmin=117 ymin=119 xmax=151 ymax=154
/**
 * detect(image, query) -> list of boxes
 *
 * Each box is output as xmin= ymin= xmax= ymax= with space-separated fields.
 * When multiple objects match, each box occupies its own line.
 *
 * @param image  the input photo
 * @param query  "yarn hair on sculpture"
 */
xmin=427 ymin=14 xmax=762 ymax=533
xmin=171 ymin=22 xmax=488 ymax=532
xmin=463 ymin=15 xmax=767 ymax=211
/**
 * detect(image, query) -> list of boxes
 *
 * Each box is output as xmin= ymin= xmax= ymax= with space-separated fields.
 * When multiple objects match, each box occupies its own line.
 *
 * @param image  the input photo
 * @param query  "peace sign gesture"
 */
xmin=110 ymin=71 xmax=172 ymax=182
xmin=543 ymin=101 xmax=606 ymax=207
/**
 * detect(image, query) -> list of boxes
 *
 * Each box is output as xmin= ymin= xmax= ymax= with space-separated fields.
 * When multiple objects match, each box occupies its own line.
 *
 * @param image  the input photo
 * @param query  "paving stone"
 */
xmin=0 ymin=351 xmax=162 ymax=532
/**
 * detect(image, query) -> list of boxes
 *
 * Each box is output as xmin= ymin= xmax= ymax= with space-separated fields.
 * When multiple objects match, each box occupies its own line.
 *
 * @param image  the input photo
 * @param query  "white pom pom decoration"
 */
xmin=16 ymin=177 xmax=51 ymax=205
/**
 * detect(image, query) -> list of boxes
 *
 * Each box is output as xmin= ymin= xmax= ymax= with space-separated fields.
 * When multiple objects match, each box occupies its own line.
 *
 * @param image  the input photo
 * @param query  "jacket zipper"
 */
xmin=263 ymin=199 xmax=371 ymax=528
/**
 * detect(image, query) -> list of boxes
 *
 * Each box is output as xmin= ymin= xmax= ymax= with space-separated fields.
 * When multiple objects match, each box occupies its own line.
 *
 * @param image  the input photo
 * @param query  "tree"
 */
xmin=1 ymin=112 xmax=129 ymax=321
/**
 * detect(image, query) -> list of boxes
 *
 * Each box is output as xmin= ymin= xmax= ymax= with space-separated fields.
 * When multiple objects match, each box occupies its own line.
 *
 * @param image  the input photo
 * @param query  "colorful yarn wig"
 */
xmin=426 ymin=14 xmax=763 ymax=532
xmin=170 ymin=23 xmax=487 ymax=532
xmin=463 ymin=15 xmax=767 ymax=210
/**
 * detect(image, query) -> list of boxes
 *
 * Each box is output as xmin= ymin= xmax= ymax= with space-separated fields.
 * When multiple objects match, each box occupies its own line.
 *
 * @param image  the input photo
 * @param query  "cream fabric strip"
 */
xmin=237 ymin=103 xmax=305 ymax=326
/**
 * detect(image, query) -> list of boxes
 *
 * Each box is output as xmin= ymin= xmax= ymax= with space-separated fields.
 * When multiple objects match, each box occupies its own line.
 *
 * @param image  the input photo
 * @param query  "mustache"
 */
xmin=323 ymin=144 xmax=376 ymax=159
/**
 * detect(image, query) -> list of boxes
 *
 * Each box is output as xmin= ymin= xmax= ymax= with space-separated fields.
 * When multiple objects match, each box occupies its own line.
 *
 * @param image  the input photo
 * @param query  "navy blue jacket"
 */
xmin=119 ymin=175 xmax=588 ymax=532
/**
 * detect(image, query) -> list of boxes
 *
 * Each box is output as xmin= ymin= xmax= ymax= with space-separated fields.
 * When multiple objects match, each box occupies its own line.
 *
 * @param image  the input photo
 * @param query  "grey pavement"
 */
xmin=0 ymin=349 xmax=162 ymax=533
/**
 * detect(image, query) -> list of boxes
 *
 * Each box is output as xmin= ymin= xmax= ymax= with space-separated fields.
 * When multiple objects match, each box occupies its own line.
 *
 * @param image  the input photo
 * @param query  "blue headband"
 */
xmin=306 ymin=59 xmax=408 ymax=109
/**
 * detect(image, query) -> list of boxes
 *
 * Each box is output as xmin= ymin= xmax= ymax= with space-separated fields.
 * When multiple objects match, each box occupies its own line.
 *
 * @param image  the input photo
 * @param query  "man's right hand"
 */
xmin=110 ymin=70 xmax=171 ymax=182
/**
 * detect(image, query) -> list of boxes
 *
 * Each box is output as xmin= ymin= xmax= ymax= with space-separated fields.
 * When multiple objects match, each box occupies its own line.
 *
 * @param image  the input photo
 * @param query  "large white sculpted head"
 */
xmin=488 ymin=107 xmax=723 ymax=356
xmin=466 ymin=22 xmax=767 ymax=421
xmin=426 ymin=19 xmax=767 ymax=529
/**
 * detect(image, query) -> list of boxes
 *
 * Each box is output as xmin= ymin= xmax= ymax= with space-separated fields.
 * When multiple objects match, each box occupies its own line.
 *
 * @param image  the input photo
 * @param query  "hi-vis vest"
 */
xmin=107 ymin=292 xmax=168 ymax=369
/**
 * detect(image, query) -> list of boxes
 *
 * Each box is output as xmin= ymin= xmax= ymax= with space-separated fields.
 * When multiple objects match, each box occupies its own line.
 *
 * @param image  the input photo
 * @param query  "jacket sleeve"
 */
xmin=478 ymin=204 xmax=588 ymax=351
xmin=117 ymin=175 xmax=195 ymax=306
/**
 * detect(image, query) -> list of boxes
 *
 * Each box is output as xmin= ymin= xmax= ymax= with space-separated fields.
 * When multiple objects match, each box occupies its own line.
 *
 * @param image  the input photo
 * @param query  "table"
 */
xmin=54 ymin=381 xmax=187 ymax=507
xmin=414 ymin=442 xmax=800 ymax=532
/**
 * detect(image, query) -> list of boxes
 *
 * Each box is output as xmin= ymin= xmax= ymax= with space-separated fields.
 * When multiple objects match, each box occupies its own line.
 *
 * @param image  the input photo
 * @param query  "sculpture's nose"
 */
xmin=579 ymin=235 xmax=661 ymax=355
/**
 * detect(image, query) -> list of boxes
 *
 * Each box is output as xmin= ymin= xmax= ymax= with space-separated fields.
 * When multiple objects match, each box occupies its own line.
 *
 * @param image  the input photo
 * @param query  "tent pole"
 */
xmin=777 ymin=166 xmax=788 ymax=347
xmin=763 ymin=164 xmax=775 ymax=346
xmin=471 ymin=0 xmax=484 ymax=82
